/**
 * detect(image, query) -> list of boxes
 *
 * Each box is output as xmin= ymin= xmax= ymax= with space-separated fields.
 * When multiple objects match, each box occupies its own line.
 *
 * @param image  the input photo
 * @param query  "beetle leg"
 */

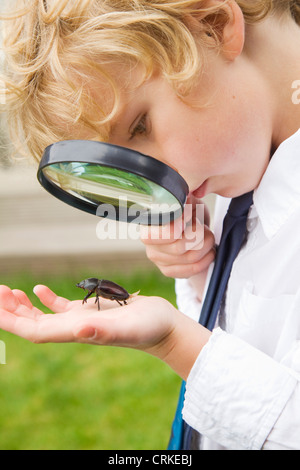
xmin=95 ymin=295 xmax=100 ymax=311
xmin=111 ymin=298 xmax=123 ymax=306
xmin=83 ymin=291 xmax=94 ymax=304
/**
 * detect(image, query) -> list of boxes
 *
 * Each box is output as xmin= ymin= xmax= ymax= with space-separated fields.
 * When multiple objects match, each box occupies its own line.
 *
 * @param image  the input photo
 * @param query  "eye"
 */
xmin=129 ymin=113 xmax=150 ymax=140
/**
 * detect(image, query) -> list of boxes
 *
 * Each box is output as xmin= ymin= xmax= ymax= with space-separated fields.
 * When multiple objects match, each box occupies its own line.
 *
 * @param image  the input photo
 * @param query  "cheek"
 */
xmin=205 ymin=92 xmax=271 ymax=168
xmin=161 ymin=137 xmax=202 ymax=177
xmin=156 ymin=81 xmax=272 ymax=190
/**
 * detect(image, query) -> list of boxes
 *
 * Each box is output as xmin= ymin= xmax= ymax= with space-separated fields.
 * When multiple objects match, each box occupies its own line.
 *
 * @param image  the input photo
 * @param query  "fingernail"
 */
xmin=33 ymin=285 xmax=42 ymax=295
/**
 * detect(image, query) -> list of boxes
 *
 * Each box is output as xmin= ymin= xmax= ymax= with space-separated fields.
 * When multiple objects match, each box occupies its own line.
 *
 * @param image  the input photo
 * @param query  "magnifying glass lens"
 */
xmin=38 ymin=141 xmax=189 ymax=225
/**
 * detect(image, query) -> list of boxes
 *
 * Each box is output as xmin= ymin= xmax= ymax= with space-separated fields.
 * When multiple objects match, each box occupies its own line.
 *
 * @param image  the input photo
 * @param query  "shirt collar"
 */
xmin=253 ymin=129 xmax=300 ymax=240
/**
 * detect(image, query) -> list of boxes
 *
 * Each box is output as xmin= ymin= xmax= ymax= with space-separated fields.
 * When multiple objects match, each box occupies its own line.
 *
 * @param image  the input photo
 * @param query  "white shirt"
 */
xmin=175 ymin=129 xmax=300 ymax=450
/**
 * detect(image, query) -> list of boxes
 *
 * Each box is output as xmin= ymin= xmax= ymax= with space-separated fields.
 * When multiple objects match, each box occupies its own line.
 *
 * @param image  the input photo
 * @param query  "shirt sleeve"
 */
xmin=182 ymin=328 xmax=299 ymax=450
xmin=175 ymin=278 xmax=202 ymax=320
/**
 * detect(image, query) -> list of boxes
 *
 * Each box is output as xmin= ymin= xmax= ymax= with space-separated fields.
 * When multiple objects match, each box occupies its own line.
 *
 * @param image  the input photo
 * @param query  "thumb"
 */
xmin=33 ymin=285 xmax=72 ymax=313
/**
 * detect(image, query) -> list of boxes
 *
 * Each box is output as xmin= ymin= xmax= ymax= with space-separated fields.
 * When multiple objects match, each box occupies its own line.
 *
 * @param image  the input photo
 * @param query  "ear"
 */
xmin=185 ymin=0 xmax=245 ymax=61
xmin=219 ymin=0 xmax=245 ymax=60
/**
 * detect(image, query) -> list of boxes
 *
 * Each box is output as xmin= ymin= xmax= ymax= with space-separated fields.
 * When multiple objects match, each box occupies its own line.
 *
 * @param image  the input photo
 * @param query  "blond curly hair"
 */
xmin=1 ymin=0 xmax=300 ymax=161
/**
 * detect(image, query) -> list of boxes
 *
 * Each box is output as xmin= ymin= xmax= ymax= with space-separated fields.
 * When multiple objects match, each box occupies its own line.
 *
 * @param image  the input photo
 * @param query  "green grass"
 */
xmin=0 ymin=268 xmax=182 ymax=450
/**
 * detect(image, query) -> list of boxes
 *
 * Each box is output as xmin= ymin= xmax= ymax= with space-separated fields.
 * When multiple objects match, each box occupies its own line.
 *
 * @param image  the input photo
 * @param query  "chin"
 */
xmin=216 ymin=187 xmax=251 ymax=199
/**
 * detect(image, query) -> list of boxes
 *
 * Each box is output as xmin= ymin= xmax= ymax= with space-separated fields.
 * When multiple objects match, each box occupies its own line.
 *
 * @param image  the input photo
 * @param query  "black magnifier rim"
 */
xmin=37 ymin=140 xmax=189 ymax=225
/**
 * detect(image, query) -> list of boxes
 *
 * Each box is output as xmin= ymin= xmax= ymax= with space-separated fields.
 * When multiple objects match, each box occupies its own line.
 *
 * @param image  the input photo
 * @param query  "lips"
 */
xmin=191 ymin=180 xmax=208 ymax=199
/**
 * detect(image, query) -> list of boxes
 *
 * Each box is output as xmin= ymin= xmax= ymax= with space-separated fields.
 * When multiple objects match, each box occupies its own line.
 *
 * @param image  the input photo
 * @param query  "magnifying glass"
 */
xmin=37 ymin=140 xmax=189 ymax=225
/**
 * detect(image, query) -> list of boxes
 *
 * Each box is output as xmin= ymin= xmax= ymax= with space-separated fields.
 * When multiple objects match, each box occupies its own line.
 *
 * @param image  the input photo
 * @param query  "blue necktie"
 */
xmin=168 ymin=191 xmax=253 ymax=450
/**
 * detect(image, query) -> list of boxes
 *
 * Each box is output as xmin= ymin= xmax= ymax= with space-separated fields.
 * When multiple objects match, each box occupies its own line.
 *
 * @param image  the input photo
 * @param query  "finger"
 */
xmin=145 ymin=242 xmax=204 ymax=266
xmin=33 ymin=285 xmax=72 ymax=313
xmin=12 ymin=289 xmax=33 ymax=309
xmin=155 ymin=247 xmax=216 ymax=279
xmin=0 ymin=285 xmax=19 ymax=312
xmin=11 ymin=289 xmax=44 ymax=320
xmin=139 ymin=211 xmax=187 ymax=245
xmin=145 ymin=225 xmax=213 ymax=264
xmin=186 ymin=195 xmax=209 ymax=225
xmin=0 ymin=286 xmax=44 ymax=321
xmin=140 ymin=200 xmax=206 ymax=247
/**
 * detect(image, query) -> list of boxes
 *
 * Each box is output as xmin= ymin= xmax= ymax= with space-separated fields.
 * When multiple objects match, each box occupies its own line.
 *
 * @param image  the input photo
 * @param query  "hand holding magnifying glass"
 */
xmin=140 ymin=194 xmax=216 ymax=281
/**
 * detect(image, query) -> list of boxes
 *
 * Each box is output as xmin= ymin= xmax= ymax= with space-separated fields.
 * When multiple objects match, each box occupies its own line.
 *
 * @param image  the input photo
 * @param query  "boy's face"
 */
xmin=94 ymin=52 xmax=273 ymax=198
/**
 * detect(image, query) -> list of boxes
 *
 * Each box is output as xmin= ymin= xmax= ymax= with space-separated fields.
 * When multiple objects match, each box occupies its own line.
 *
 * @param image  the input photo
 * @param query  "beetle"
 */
xmin=76 ymin=278 xmax=139 ymax=311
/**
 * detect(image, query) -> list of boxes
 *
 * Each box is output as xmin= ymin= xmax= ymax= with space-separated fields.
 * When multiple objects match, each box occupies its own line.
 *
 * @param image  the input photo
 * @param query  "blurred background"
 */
xmin=0 ymin=122 xmax=215 ymax=449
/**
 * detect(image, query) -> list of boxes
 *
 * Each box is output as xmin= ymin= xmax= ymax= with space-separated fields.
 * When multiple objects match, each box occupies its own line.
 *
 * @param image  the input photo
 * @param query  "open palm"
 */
xmin=0 ymin=284 xmax=177 ymax=353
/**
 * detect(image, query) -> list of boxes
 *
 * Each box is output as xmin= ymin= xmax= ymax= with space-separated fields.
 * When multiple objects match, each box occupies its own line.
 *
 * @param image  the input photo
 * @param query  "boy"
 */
xmin=1 ymin=0 xmax=300 ymax=449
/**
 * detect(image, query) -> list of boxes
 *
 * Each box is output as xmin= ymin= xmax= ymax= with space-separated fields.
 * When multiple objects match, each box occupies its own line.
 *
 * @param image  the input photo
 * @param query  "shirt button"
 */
xmin=247 ymin=217 xmax=258 ymax=232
